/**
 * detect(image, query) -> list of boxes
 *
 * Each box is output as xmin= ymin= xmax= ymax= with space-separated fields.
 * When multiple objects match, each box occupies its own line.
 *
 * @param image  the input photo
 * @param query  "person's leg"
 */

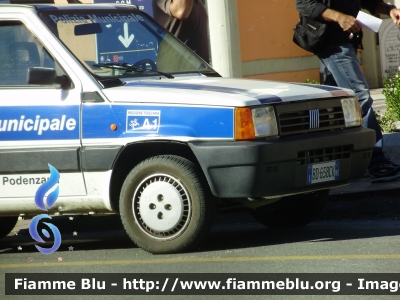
xmin=318 ymin=43 xmax=384 ymax=164
xmin=318 ymin=43 xmax=400 ymax=182
xmin=323 ymin=69 xmax=337 ymax=86
xmin=320 ymin=63 xmax=338 ymax=86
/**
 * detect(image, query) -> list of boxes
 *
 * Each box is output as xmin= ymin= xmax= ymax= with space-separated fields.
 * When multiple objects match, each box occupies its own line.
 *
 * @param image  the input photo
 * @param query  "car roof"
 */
xmin=0 ymin=0 xmax=72 ymax=3
xmin=0 ymin=1 xmax=139 ymax=11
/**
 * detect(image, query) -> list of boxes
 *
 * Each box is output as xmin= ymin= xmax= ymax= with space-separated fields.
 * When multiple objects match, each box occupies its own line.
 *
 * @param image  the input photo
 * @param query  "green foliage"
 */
xmin=382 ymin=74 xmax=400 ymax=121
xmin=377 ymin=74 xmax=400 ymax=132
xmin=305 ymin=79 xmax=320 ymax=84
xmin=376 ymin=109 xmax=397 ymax=133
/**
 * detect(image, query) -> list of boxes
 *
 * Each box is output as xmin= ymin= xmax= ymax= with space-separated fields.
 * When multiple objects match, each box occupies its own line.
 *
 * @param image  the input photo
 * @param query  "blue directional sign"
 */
xmin=93 ymin=0 xmax=153 ymax=17
xmin=89 ymin=10 xmax=159 ymax=67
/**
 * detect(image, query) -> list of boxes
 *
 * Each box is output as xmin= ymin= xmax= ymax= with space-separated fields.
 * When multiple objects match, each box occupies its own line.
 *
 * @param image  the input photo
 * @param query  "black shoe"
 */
xmin=369 ymin=159 xmax=400 ymax=183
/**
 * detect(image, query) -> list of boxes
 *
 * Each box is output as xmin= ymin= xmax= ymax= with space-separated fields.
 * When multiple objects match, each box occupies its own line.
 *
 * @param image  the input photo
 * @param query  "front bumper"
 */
xmin=189 ymin=127 xmax=375 ymax=198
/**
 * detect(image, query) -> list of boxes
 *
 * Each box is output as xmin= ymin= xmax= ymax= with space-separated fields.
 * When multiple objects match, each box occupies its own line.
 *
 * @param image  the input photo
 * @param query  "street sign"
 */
xmin=89 ymin=10 xmax=158 ymax=66
xmin=93 ymin=0 xmax=153 ymax=17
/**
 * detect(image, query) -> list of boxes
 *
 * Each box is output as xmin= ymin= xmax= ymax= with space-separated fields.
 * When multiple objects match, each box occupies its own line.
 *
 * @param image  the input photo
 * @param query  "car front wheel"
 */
xmin=119 ymin=155 xmax=215 ymax=254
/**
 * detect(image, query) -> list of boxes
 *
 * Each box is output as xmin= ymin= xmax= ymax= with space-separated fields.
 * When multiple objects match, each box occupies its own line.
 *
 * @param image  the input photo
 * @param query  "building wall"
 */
xmin=235 ymin=0 xmax=389 ymax=87
xmin=237 ymin=0 xmax=320 ymax=83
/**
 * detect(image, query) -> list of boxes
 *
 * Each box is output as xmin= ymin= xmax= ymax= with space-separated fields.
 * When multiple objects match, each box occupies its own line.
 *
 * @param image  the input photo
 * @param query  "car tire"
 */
xmin=251 ymin=190 xmax=329 ymax=229
xmin=119 ymin=155 xmax=215 ymax=254
xmin=0 ymin=216 xmax=18 ymax=240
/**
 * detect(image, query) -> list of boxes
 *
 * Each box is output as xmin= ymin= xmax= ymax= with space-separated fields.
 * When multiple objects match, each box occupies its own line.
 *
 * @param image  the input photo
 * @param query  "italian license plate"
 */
xmin=307 ymin=160 xmax=340 ymax=184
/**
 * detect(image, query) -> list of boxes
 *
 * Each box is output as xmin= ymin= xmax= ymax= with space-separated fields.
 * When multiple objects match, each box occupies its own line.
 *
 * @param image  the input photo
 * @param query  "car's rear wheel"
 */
xmin=0 ymin=216 xmax=18 ymax=240
xmin=119 ymin=155 xmax=215 ymax=254
xmin=251 ymin=190 xmax=329 ymax=229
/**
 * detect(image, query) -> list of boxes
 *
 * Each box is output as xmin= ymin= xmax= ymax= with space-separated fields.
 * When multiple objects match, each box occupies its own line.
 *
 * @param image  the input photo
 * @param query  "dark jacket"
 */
xmin=152 ymin=0 xmax=210 ymax=62
xmin=295 ymin=0 xmax=382 ymax=47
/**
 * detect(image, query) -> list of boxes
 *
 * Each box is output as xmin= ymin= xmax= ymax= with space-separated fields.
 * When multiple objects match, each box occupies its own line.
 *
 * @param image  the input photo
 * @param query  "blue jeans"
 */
xmin=318 ymin=43 xmax=384 ymax=167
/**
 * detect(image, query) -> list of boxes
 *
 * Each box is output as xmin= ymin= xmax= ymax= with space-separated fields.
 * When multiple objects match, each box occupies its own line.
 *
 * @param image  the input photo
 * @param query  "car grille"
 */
xmin=297 ymin=145 xmax=352 ymax=165
xmin=275 ymin=99 xmax=346 ymax=136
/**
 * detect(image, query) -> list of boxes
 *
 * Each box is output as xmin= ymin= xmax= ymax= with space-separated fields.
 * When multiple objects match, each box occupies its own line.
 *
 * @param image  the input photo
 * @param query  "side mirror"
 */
xmin=27 ymin=67 xmax=72 ymax=89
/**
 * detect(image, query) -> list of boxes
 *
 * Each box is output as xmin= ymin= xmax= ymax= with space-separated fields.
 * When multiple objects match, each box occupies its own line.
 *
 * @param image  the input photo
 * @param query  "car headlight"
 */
xmin=341 ymin=97 xmax=362 ymax=127
xmin=234 ymin=106 xmax=278 ymax=140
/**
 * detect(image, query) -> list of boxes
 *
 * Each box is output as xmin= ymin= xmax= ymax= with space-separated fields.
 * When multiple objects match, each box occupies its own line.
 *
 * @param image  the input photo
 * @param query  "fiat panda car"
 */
xmin=0 ymin=2 xmax=375 ymax=253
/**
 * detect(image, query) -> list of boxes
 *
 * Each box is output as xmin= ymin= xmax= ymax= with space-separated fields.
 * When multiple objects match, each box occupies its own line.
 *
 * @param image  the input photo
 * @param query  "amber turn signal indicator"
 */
xmin=234 ymin=107 xmax=255 ymax=140
xmin=110 ymin=124 xmax=117 ymax=131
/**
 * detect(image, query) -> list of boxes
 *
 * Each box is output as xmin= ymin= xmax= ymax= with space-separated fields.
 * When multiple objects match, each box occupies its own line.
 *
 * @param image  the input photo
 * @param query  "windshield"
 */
xmin=39 ymin=8 xmax=210 ymax=78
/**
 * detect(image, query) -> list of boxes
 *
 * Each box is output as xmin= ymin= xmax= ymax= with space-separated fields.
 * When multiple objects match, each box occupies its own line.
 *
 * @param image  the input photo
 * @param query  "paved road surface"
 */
xmin=1 ymin=190 xmax=400 ymax=299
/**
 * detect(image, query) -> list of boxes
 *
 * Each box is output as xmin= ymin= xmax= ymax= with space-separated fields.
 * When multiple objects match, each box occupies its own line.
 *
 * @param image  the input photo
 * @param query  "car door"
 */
xmin=0 ymin=19 xmax=86 ymax=202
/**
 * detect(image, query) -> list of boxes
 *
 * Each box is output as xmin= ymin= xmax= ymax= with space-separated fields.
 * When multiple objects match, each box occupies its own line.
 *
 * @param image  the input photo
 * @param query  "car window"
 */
xmin=0 ymin=21 xmax=66 ymax=87
xmin=39 ymin=10 xmax=209 ymax=78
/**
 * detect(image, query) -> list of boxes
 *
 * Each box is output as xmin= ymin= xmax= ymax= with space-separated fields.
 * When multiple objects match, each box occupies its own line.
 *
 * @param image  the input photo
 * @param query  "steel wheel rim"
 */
xmin=132 ymin=173 xmax=192 ymax=240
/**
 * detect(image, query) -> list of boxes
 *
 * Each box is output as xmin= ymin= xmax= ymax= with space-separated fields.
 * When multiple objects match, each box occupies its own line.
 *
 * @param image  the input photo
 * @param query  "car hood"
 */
xmin=102 ymin=77 xmax=354 ymax=106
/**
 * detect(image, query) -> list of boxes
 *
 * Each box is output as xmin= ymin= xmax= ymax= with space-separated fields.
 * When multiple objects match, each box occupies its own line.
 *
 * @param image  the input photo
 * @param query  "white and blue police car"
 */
xmin=0 ymin=1 xmax=375 ymax=253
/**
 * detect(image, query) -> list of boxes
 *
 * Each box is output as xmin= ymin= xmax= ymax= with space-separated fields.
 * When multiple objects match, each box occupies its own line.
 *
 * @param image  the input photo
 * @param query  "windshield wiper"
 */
xmin=93 ymin=62 xmax=141 ymax=71
xmin=142 ymin=70 xmax=174 ymax=79
xmin=93 ymin=62 xmax=174 ymax=79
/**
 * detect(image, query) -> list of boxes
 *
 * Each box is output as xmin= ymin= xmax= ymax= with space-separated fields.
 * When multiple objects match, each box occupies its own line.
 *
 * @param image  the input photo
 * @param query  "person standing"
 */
xmin=152 ymin=0 xmax=210 ymax=63
xmin=296 ymin=0 xmax=400 ymax=183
